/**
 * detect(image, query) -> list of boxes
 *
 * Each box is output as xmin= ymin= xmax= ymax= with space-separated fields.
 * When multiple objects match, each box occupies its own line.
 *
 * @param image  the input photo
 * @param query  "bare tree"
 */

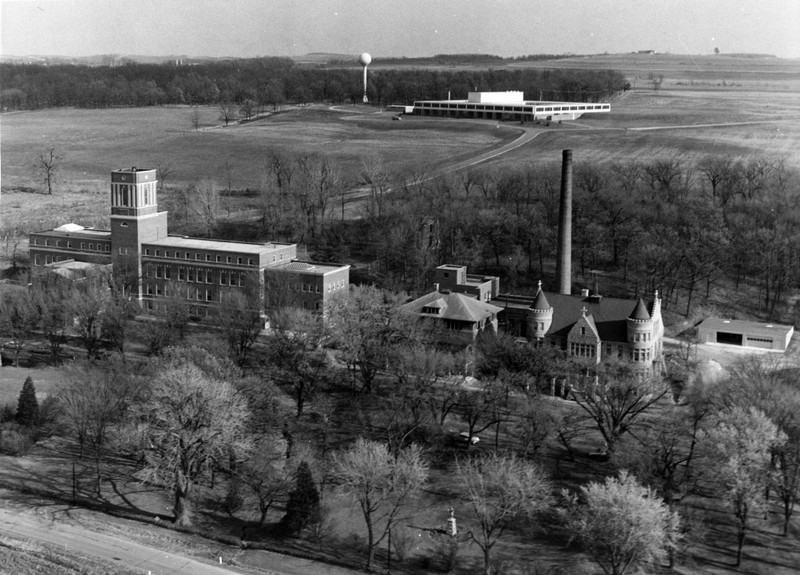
xmin=60 ymin=360 xmax=144 ymax=494
xmin=154 ymin=161 xmax=173 ymax=194
xmin=69 ymin=281 xmax=111 ymax=361
xmin=34 ymin=144 xmax=61 ymax=195
xmin=564 ymin=471 xmax=681 ymax=575
xmin=218 ymin=287 xmax=264 ymax=368
xmin=189 ymin=178 xmax=221 ymax=236
xmin=332 ymin=438 xmax=428 ymax=572
xmin=570 ymin=363 xmax=670 ymax=455
xmin=456 ymin=452 xmax=553 ymax=575
xmin=0 ymin=290 xmax=39 ymax=367
xmin=219 ymin=103 xmax=237 ymax=127
xmin=327 ymin=285 xmax=414 ymax=393
xmin=138 ymin=359 xmax=253 ymax=526
xmin=189 ymin=107 xmax=201 ymax=131
xmin=700 ymin=407 xmax=786 ymax=567
xmin=266 ymin=307 xmax=327 ymax=417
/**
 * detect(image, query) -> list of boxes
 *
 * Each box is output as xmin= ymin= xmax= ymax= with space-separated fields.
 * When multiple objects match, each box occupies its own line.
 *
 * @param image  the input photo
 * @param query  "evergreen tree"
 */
xmin=16 ymin=376 xmax=39 ymax=426
xmin=279 ymin=461 xmax=320 ymax=535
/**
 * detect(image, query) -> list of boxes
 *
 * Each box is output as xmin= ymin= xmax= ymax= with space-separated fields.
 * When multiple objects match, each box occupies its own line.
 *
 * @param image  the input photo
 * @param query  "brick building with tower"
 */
xmin=29 ymin=167 xmax=349 ymax=317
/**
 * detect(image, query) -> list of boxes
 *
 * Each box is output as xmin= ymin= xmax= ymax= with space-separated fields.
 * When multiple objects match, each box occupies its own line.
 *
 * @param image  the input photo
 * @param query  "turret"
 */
xmin=527 ymin=281 xmax=553 ymax=341
xmin=627 ymin=298 xmax=653 ymax=364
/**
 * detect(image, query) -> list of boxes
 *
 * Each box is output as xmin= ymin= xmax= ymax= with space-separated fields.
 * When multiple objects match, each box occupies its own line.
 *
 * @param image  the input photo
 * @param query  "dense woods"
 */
xmin=0 ymin=58 xmax=625 ymax=110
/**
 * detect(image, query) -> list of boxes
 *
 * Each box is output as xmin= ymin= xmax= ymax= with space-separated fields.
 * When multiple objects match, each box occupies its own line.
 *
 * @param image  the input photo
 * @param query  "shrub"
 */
xmin=391 ymin=524 xmax=416 ymax=563
xmin=0 ymin=423 xmax=34 ymax=455
xmin=0 ymin=403 xmax=16 ymax=423
xmin=223 ymin=479 xmax=244 ymax=517
xmin=430 ymin=535 xmax=459 ymax=573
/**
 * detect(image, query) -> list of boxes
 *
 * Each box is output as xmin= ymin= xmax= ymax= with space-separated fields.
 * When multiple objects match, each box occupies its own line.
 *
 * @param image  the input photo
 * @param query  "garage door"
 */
xmin=717 ymin=331 xmax=743 ymax=346
xmin=746 ymin=336 xmax=773 ymax=349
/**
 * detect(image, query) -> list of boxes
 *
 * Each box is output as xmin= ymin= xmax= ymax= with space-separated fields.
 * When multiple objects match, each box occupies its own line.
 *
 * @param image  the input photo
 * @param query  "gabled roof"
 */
xmin=493 ymin=292 xmax=643 ymax=343
xmin=402 ymin=291 xmax=503 ymax=323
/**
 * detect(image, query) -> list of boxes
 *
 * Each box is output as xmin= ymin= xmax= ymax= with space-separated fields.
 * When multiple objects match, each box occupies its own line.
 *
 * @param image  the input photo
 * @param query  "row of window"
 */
xmin=570 ymin=342 xmax=651 ymax=362
xmin=145 ymin=265 xmax=249 ymax=287
xmin=32 ymin=238 xmax=111 ymax=252
xmin=145 ymin=284 xmax=217 ymax=302
xmin=631 ymin=332 xmax=651 ymax=342
xmin=143 ymin=248 xmax=256 ymax=266
xmin=281 ymin=279 xmax=347 ymax=293
xmin=415 ymin=102 xmax=610 ymax=112
xmin=570 ymin=343 xmax=596 ymax=358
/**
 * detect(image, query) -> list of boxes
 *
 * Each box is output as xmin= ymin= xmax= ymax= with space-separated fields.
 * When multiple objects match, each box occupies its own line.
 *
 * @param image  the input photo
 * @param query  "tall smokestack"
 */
xmin=556 ymin=149 xmax=573 ymax=295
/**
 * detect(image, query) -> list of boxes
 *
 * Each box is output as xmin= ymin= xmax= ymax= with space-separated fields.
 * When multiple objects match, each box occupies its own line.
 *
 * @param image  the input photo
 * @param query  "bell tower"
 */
xmin=110 ymin=167 xmax=168 ymax=300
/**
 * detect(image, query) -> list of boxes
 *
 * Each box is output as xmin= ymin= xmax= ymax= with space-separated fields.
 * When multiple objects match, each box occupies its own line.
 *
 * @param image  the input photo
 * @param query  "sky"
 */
xmin=2 ymin=0 xmax=799 ymax=59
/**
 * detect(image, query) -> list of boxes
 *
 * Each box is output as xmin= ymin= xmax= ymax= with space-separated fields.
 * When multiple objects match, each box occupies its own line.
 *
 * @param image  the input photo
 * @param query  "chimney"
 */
xmin=556 ymin=149 xmax=573 ymax=295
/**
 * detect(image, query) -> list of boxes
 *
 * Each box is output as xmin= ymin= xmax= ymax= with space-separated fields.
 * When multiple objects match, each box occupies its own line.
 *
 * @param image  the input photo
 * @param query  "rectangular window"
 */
xmin=205 ymin=270 xmax=212 ymax=283
xmin=188 ymin=269 xmax=195 ymax=282
xmin=45 ymin=240 xmax=50 ymax=246
xmin=80 ymin=243 xmax=85 ymax=249
xmin=248 ymin=258 xmax=254 ymax=266
xmin=220 ymin=272 xmax=227 ymax=285
xmin=179 ymin=268 xmax=185 ymax=281
xmin=34 ymin=255 xmax=40 ymax=265
xmin=185 ymin=253 xmax=190 ymax=260
xmin=216 ymin=255 xmax=221 ymax=262
xmin=155 ymin=250 xmax=160 ymax=257
xmin=227 ymin=256 xmax=232 ymax=263
xmin=237 ymin=257 xmax=243 ymax=264
xmin=206 ymin=254 xmax=211 ymax=261
xmin=104 ymin=245 xmax=110 ymax=252
xmin=164 ymin=267 xmax=171 ymax=280
xmin=166 ymin=251 xmax=170 ymax=258
xmin=196 ymin=254 xmax=201 ymax=260
xmin=155 ymin=266 xmax=162 ymax=279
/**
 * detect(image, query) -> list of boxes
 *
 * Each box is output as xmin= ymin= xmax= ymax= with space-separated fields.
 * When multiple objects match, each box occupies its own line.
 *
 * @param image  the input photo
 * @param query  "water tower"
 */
xmin=359 ymin=52 xmax=371 ymax=103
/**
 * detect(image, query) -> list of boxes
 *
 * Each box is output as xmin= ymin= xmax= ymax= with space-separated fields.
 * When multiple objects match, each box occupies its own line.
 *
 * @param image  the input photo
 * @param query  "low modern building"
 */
xmin=29 ymin=166 xmax=349 ymax=317
xmin=412 ymin=91 xmax=610 ymax=122
xmin=697 ymin=318 xmax=794 ymax=352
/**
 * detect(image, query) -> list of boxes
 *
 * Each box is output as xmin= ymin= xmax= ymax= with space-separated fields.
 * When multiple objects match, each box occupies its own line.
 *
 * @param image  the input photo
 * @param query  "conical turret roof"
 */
xmin=629 ymin=298 xmax=651 ymax=320
xmin=531 ymin=286 xmax=551 ymax=311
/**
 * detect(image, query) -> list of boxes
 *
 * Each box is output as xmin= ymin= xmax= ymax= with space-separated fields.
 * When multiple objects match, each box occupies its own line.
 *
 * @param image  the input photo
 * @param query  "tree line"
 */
xmin=177 ymin=147 xmax=798 ymax=322
xmin=0 ymin=59 xmax=625 ymax=111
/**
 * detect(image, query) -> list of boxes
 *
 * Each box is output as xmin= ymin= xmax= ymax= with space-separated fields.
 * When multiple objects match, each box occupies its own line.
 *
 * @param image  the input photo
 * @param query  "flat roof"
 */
xmin=147 ymin=236 xmax=291 ymax=254
xmin=33 ymin=228 xmax=112 ymax=239
xmin=272 ymin=261 xmax=350 ymax=275
xmin=698 ymin=318 xmax=794 ymax=338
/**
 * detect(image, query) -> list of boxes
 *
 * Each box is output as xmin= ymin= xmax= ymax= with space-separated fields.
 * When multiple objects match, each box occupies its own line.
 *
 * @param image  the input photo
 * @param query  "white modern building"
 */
xmin=412 ymin=91 xmax=610 ymax=121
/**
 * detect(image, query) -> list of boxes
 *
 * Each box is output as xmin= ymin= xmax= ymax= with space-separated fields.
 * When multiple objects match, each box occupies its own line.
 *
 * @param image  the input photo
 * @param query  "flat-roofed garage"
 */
xmin=697 ymin=318 xmax=794 ymax=352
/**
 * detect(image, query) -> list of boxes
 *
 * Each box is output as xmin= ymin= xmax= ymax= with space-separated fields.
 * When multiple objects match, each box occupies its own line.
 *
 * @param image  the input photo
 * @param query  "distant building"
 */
xmin=412 ymin=91 xmax=610 ymax=122
xmin=697 ymin=318 xmax=794 ymax=352
xmin=29 ymin=167 xmax=349 ymax=317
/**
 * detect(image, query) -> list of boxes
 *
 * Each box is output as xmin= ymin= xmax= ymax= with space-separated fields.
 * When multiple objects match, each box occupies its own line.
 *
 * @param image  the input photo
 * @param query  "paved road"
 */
xmin=0 ymin=506 xmax=247 ymax=575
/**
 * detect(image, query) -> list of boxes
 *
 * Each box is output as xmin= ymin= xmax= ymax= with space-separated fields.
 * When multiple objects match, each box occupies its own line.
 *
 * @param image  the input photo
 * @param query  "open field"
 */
xmin=510 ymin=53 xmax=800 ymax=92
xmin=0 ymin=105 xmax=516 ymax=192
